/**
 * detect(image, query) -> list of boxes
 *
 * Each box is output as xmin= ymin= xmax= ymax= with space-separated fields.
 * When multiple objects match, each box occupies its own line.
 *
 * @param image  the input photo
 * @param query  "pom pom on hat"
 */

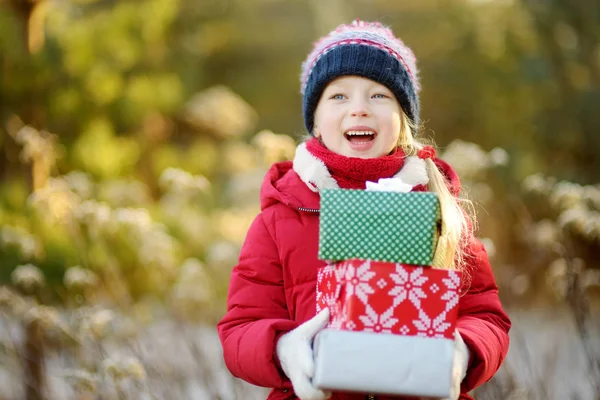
xmin=301 ymin=19 xmax=420 ymax=135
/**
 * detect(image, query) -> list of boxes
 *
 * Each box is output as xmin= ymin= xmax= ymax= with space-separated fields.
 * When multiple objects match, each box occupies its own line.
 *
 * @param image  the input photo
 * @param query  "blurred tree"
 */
xmin=520 ymin=0 xmax=600 ymax=184
xmin=1 ymin=0 xmax=599 ymax=285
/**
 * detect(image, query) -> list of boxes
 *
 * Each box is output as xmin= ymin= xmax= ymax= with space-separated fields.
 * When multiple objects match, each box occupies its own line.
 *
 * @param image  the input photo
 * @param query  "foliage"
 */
xmin=1 ymin=0 xmax=599 ymax=399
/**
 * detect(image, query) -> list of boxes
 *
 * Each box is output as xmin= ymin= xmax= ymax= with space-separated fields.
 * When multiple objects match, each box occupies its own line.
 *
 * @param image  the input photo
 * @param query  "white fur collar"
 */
xmin=292 ymin=142 xmax=429 ymax=192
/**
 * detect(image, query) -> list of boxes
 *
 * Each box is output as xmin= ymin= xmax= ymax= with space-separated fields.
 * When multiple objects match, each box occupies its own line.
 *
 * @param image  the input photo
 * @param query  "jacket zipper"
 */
xmin=297 ymin=206 xmax=320 ymax=213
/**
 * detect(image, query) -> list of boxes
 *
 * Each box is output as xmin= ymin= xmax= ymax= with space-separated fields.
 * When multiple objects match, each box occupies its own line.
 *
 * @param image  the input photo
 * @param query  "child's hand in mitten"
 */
xmin=443 ymin=330 xmax=470 ymax=400
xmin=276 ymin=308 xmax=331 ymax=400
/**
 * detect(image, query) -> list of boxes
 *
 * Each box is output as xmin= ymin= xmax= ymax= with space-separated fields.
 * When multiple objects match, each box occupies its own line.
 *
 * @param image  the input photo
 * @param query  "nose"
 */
xmin=350 ymin=98 xmax=370 ymax=117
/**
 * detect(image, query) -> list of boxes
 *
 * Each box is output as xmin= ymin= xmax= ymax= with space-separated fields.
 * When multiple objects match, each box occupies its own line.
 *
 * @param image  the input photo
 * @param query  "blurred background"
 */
xmin=0 ymin=0 xmax=599 ymax=399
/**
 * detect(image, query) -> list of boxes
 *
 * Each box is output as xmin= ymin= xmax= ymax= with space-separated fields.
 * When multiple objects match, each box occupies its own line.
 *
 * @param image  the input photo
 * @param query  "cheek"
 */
xmin=315 ymin=106 xmax=340 ymax=128
xmin=313 ymin=105 xmax=329 ymax=128
xmin=390 ymin=112 xmax=402 ymax=132
xmin=384 ymin=115 xmax=402 ymax=144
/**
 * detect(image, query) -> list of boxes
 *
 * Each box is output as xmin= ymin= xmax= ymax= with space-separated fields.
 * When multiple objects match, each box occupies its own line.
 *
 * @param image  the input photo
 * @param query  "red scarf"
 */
xmin=305 ymin=138 xmax=406 ymax=190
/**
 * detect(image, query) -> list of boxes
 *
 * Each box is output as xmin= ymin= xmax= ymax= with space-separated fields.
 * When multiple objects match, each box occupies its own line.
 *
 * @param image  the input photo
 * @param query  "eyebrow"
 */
xmin=325 ymin=84 xmax=392 ymax=94
xmin=324 ymin=84 xmax=345 ymax=91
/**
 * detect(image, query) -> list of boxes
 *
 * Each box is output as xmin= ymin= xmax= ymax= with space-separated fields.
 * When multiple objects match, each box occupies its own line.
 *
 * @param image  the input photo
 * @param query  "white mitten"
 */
xmin=444 ymin=330 xmax=470 ymax=400
xmin=276 ymin=308 xmax=331 ymax=400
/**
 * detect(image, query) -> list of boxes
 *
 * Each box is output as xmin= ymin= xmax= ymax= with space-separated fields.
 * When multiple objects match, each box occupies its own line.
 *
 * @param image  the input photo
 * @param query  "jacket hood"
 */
xmin=259 ymin=143 xmax=462 ymax=212
xmin=260 ymin=161 xmax=321 ymax=211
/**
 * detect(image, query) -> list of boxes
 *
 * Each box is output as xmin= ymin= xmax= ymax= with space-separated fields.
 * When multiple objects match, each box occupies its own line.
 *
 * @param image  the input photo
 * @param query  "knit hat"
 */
xmin=300 ymin=19 xmax=420 ymax=135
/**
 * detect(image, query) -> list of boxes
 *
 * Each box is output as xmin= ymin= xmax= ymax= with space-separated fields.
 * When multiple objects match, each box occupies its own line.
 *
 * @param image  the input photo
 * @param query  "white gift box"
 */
xmin=313 ymin=329 xmax=455 ymax=398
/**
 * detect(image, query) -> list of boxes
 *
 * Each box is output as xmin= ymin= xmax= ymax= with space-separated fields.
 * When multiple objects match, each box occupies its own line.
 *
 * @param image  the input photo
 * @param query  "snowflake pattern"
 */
xmin=441 ymin=270 xmax=461 ymax=312
xmin=333 ymin=262 xmax=348 ymax=283
xmin=443 ymin=271 xmax=460 ymax=290
xmin=323 ymin=292 xmax=338 ymax=309
xmin=330 ymin=303 xmax=347 ymax=329
xmin=388 ymin=264 xmax=428 ymax=308
xmin=359 ymin=304 xmax=399 ymax=334
xmin=441 ymin=291 xmax=459 ymax=312
xmin=344 ymin=260 xmax=375 ymax=304
xmin=316 ymin=265 xmax=337 ymax=312
xmin=315 ymin=261 xmax=461 ymax=339
xmin=413 ymin=309 xmax=451 ymax=338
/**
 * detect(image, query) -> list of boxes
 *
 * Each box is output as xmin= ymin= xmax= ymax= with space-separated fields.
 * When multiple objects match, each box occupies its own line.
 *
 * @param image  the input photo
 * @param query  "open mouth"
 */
xmin=344 ymin=130 xmax=377 ymax=143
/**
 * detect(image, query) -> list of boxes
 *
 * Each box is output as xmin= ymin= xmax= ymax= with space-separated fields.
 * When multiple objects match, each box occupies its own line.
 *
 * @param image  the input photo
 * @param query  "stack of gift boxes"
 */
xmin=312 ymin=188 xmax=462 ymax=398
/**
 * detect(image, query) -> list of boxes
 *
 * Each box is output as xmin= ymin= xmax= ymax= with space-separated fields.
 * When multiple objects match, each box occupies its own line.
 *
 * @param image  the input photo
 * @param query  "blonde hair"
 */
xmin=398 ymin=112 xmax=475 ymax=272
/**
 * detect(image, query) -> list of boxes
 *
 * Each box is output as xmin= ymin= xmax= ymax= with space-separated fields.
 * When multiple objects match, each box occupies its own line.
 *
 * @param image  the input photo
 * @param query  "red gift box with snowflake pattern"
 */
xmin=315 ymin=259 xmax=461 ymax=339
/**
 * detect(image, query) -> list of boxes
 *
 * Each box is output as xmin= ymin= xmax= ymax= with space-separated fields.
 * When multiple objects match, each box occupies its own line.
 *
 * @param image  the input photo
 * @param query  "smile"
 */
xmin=344 ymin=130 xmax=377 ymax=143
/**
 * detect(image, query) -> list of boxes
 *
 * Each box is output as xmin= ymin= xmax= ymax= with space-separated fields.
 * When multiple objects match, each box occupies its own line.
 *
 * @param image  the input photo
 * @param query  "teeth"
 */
xmin=346 ymin=131 xmax=375 ymax=136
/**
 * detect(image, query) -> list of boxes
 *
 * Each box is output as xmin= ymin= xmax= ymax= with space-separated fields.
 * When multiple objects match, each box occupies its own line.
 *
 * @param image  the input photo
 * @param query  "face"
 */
xmin=313 ymin=76 xmax=402 ymax=159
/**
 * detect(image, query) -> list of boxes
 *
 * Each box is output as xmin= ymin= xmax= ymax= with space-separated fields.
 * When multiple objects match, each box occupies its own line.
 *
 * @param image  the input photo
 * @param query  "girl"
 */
xmin=217 ymin=20 xmax=510 ymax=400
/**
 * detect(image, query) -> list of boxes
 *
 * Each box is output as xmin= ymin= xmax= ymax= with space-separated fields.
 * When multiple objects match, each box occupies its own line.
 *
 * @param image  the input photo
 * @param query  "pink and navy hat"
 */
xmin=301 ymin=19 xmax=420 ymax=135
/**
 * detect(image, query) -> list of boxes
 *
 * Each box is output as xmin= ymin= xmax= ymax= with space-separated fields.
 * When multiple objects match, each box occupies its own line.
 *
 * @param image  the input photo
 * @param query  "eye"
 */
xmin=329 ymin=93 xmax=346 ymax=100
xmin=372 ymin=93 xmax=389 ymax=99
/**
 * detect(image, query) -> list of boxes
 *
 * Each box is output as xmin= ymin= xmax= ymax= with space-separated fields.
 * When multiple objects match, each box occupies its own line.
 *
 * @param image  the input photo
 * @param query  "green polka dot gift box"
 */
xmin=318 ymin=189 xmax=440 ymax=265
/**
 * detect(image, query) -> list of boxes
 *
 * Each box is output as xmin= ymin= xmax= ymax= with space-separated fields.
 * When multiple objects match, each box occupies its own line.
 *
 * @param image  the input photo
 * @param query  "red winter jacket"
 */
xmin=217 ymin=149 xmax=511 ymax=400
